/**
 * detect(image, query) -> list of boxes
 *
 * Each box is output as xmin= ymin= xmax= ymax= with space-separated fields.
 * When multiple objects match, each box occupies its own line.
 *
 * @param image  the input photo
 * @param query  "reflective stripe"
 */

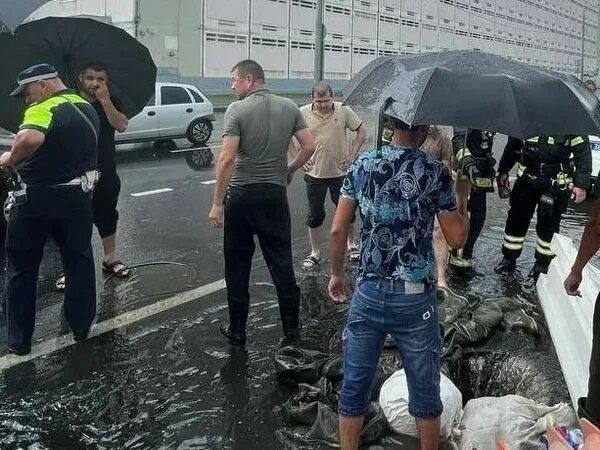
xmin=536 ymin=245 xmax=554 ymax=256
xmin=570 ymin=136 xmax=585 ymax=146
xmin=504 ymin=234 xmax=525 ymax=243
xmin=516 ymin=163 xmax=526 ymax=177
xmin=503 ymin=242 xmax=523 ymax=251
xmin=456 ymin=148 xmax=471 ymax=161
xmin=536 ymin=239 xmax=552 ymax=249
xmin=547 ymin=137 xmax=555 ymax=145
xmin=526 ymin=137 xmax=539 ymax=143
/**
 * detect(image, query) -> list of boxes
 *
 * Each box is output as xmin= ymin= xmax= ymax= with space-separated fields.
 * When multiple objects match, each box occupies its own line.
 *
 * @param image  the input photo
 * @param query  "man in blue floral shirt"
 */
xmin=328 ymin=117 xmax=470 ymax=450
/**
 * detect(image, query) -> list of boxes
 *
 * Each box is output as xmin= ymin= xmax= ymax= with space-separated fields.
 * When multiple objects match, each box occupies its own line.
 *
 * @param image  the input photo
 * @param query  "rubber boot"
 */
xmin=528 ymin=260 xmax=549 ymax=282
xmin=278 ymin=286 xmax=301 ymax=347
xmin=494 ymin=256 xmax=517 ymax=274
xmin=220 ymin=296 xmax=249 ymax=346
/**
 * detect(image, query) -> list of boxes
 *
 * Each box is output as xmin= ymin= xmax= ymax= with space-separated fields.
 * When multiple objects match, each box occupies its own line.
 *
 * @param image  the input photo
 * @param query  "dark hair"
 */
xmin=385 ymin=115 xmax=410 ymax=131
xmin=231 ymin=59 xmax=265 ymax=82
xmin=80 ymin=61 xmax=109 ymax=75
xmin=311 ymin=82 xmax=333 ymax=97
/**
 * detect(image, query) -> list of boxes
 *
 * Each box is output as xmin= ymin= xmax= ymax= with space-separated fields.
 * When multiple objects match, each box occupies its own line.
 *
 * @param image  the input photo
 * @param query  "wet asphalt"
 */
xmin=0 ymin=113 xmax=596 ymax=449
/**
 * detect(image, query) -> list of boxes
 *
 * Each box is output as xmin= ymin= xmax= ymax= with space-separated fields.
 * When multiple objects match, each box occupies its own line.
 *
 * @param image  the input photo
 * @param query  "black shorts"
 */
xmin=305 ymin=174 xmax=354 ymax=228
xmin=92 ymin=170 xmax=121 ymax=238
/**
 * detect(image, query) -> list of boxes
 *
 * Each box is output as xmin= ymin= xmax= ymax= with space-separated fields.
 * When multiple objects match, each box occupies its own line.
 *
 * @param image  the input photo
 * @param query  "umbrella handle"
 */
xmin=376 ymin=98 xmax=394 ymax=153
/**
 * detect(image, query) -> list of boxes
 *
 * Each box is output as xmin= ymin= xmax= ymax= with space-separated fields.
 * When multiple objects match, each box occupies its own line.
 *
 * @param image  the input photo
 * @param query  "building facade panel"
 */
xmin=23 ymin=0 xmax=600 ymax=83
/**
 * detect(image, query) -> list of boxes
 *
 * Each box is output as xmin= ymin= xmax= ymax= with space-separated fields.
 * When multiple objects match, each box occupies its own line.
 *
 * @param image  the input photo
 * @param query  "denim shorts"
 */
xmin=339 ymin=278 xmax=443 ymax=419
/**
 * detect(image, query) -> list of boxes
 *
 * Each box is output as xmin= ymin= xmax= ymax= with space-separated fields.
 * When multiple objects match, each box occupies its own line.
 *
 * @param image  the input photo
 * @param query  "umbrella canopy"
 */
xmin=0 ymin=0 xmax=52 ymax=32
xmin=0 ymin=17 xmax=156 ymax=133
xmin=343 ymin=50 xmax=600 ymax=139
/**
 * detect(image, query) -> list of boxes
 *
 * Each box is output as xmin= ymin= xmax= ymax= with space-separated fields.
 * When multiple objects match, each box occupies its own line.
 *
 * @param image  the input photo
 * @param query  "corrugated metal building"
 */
xmin=29 ymin=0 xmax=600 ymax=84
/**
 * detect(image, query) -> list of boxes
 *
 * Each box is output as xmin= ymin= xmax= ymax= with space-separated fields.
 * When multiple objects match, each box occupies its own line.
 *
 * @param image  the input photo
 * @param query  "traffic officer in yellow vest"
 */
xmin=0 ymin=64 xmax=99 ymax=355
xmin=495 ymin=135 xmax=591 ymax=280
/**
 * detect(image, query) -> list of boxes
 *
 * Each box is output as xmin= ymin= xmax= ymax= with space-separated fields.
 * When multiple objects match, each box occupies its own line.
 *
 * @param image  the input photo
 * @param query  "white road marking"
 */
xmin=170 ymin=145 xmax=220 ymax=154
xmin=131 ymin=188 xmax=174 ymax=197
xmin=201 ymin=180 xmax=216 ymax=185
xmin=0 ymin=279 xmax=226 ymax=371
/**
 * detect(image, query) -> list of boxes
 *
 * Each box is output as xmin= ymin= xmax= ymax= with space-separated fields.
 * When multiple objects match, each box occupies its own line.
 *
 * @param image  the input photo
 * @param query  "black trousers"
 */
xmin=502 ymin=176 xmax=569 ymax=268
xmin=4 ymin=186 xmax=96 ymax=348
xmin=462 ymin=188 xmax=487 ymax=260
xmin=224 ymin=184 xmax=299 ymax=333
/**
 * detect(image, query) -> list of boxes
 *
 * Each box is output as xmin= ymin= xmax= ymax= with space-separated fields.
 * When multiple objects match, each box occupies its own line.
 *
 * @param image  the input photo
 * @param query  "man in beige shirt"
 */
xmin=295 ymin=82 xmax=367 ymax=269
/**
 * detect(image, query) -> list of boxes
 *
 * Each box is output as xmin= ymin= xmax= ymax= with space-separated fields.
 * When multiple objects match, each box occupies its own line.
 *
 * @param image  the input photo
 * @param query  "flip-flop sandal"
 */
xmin=347 ymin=247 xmax=360 ymax=262
xmin=302 ymin=255 xmax=320 ymax=270
xmin=55 ymin=274 xmax=66 ymax=292
xmin=103 ymin=260 xmax=131 ymax=278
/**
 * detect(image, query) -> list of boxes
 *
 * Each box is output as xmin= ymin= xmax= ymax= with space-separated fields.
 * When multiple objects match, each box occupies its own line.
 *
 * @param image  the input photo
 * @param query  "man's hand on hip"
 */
xmin=209 ymin=204 xmax=224 ymax=228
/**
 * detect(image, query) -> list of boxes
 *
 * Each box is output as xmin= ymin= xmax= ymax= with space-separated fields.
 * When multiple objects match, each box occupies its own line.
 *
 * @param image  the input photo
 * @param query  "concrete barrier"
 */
xmin=537 ymin=233 xmax=596 ymax=407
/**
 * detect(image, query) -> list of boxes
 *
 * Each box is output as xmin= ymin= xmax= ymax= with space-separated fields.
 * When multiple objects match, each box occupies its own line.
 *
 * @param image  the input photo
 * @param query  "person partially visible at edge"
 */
xmin=419 ymin=125 xmax=455 ymax=292
xmin=292 ymin=82 xmax=367 ymax=270
xmin=564 ymin=196 xmax=600 ymax=430
xmin=55 ymin=61 xmax=130 ymax=291
xmin=208 ymin=59 xmax=316 ymax=347
xmin=327 ymin=117 xmax=470 ymax=450
xmin=0 ymin=63 xmax=99 ymax=355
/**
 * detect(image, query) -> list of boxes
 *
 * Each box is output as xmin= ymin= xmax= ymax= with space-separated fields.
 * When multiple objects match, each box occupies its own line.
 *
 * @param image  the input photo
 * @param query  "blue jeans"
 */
xmin=339 ymin=279 xmax=443 ymax=419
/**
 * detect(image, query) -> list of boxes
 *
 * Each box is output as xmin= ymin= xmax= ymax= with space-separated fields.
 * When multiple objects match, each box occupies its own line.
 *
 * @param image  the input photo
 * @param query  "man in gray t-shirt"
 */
xmin=209 ymin=59 xmax=315 ymax=347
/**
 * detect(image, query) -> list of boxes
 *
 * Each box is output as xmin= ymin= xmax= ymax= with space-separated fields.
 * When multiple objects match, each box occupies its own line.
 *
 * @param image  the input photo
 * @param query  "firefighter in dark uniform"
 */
xmin=449 ymin=128 xmax=498 ymax=269
xmin=0 ymin=64 xmax=99 ymax=355
xmin=495 ymin=135 xmax=591 ymax=279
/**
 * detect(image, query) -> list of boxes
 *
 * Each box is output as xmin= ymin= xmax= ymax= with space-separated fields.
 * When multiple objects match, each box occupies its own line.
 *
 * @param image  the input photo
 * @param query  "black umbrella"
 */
xmin=343 ymin=50 xmax=600 ymax=139
xmin=0 ymin=17 xmax=156 ymax=133
xmin=0 ymin=0 xmax=52 ymax=33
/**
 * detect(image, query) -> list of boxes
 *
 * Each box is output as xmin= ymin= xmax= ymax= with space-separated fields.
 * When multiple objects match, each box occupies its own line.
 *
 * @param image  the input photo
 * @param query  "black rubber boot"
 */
xmin=278 ymin=286 xmax=301 ymax=347
xmin=220 ymin=296 xmax=249 ymax=346
xmin=494 ymin=256 xmax=517 ymax=274
xmin=528 ymin=260 xmax=549 ymax=282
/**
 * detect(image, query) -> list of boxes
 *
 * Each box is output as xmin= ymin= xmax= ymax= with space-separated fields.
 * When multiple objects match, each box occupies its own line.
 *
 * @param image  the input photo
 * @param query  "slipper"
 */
xmin=302 ymin=255 xmax=320 ymax=270
xmin=103 ymin=260 xmax=131 ymax=278
xmin=347 ymin=247 xmax=360 ymax=262
xmin=55 ymin=274 xmax=66 ymax=292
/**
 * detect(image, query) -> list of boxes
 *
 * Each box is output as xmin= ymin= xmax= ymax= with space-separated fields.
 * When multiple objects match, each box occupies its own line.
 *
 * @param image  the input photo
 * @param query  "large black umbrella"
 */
xmin=0 ymin=0 xmax=52 ymax=32
xmin=343 ymin=50 xmax=600 ymax=139
xmin=0 ymin=17 xmax=156 ymax=133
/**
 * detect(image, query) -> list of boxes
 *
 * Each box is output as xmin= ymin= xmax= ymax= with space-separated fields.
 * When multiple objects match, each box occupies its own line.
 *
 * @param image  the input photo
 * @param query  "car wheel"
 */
xmin=187 ymin=119 xmax=212 ymax=145
xmin=185 ymin=147 xmax=214 ymax=170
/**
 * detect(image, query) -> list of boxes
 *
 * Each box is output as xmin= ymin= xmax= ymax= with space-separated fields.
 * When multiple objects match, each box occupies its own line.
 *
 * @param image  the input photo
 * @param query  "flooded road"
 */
xmin=0 ymin=125 xmax=595 ymax=448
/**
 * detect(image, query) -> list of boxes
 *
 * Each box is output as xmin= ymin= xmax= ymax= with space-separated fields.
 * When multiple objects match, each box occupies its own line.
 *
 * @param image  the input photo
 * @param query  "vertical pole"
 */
xmin=581 ymin=9 xmax=586 ymax=80
xmin=315 ymin=0 xmax=325 ymax=83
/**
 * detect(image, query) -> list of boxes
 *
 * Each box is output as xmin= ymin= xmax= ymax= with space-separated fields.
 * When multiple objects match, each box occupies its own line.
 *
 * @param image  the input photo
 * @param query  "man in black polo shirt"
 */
xmin=0 ymin=63 xmax=99 ymax=355
xmin=55 ymin=62 xmax=130 ymax=290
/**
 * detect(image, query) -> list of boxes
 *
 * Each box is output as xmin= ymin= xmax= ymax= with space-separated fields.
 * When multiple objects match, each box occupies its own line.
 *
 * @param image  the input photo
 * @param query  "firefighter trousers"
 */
xmin=501 ymin=175 xmax=569 ymax=269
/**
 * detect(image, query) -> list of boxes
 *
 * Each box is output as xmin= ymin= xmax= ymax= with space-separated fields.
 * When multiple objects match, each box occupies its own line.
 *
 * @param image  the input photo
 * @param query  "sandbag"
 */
xmin=378 ymin=369 xmax=463 ymax=439
xmin=453 ymin=394 xmax=578 ymax=449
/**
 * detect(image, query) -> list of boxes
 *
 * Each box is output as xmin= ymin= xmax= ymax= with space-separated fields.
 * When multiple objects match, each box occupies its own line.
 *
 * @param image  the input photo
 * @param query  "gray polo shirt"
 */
xmin=222 ymin=89 xmax=307 ymax=187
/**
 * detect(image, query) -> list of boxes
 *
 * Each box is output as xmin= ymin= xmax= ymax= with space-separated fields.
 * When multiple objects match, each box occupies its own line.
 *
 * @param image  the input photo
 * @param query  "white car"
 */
xmin=116 ymin=82 xmax=215 ymax=146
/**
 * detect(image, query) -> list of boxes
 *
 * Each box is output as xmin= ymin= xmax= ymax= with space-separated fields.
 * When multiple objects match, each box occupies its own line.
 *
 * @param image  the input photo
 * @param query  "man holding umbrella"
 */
xmin=0 ymin=63 xmax=99 ymax=355
xmin=55 ymin=61 xmax=130 ymax=290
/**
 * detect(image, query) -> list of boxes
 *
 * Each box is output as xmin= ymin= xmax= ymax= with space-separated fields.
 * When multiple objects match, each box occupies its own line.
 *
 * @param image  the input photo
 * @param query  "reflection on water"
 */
xmin=0 ymin=193 xmax=595 ymax=448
